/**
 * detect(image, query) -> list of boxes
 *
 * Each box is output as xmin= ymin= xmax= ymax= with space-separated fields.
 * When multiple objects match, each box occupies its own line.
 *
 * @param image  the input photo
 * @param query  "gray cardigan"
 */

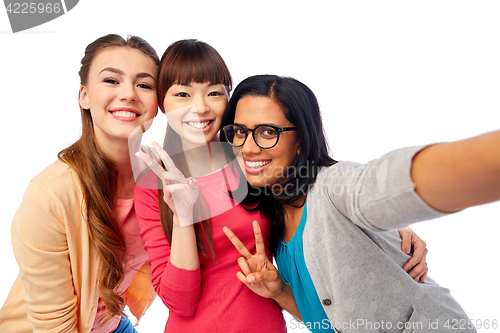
xmin=302 ymin=146 xmax=475 ymax=333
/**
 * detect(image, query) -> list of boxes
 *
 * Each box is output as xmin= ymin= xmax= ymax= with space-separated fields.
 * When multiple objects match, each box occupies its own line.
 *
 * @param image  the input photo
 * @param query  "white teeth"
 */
xmin=187 ymin=121 xmax=210 ymax=129
xmin=112 ymin=111 xmax=137 ymax=117
xmin=245 ymin=160 xmax=271 ymax=168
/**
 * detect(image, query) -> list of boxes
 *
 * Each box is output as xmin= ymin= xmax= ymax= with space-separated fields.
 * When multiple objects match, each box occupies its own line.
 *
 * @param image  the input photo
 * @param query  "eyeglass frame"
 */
xmin=222 ymin=123 xmax=297 ymax=149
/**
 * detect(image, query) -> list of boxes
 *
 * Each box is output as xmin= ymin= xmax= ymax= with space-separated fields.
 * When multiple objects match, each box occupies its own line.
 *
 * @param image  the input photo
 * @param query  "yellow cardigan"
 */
xmin=0 ymin=160 xmax=155 ymax=332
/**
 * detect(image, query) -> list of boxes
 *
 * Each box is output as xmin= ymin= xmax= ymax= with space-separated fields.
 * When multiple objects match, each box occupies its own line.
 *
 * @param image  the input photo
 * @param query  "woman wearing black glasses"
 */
xmin=134 ymin=45 xmax=432 ymax=331
xmin=221 ymin=74 xmax=499 ymax=332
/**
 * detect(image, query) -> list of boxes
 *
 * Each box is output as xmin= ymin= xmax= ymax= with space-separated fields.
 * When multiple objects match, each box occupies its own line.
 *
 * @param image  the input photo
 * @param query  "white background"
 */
xmin=1 ymin=1 xmax=499 ymax=332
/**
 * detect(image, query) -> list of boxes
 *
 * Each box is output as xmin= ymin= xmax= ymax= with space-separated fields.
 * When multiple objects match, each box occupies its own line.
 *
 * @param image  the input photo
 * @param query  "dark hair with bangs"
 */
xmin=156 ymin=39 xmax=232 ymax=261
xmin=157 ymin=39 xmax=232 ymax=112
xmin=220 ymin=74 xmax=337 ymax=254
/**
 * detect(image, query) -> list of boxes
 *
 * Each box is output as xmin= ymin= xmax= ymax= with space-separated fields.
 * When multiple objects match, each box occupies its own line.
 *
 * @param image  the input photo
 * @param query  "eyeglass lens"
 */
xmin=225 ymin=125 xmax=279 ymax=148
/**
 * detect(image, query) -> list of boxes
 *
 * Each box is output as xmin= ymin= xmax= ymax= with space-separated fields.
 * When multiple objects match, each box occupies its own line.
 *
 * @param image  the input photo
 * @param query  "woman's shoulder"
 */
xmin=314 ymin=161 xmax=361 ymax=185
xmin=317 ymin=160 xmax=360 ymax=173
xmin=14 ymin=160 xmax=84 ymax=232
xmin=29 ymin=159 xmax=82 ymax=200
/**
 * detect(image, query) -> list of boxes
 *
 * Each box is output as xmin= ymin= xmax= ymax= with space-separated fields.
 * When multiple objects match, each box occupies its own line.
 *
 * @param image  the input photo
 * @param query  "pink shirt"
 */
xmin=134 ymin=165 xmax=286 ymax=332
xmin=92 ymin=199 xmax=149 ymax=332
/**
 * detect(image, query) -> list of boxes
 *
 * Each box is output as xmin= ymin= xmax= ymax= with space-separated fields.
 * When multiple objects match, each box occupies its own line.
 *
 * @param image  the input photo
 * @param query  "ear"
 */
xmin=297 ymin=147 xmax=301 ymax=155
xmin=79 ymin=85 xmax=90 ymax=110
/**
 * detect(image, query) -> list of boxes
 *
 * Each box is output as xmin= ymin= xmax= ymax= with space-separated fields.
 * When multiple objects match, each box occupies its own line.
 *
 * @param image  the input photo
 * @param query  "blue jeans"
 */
xmin=112 ymin=316 xmax=137 ymax=333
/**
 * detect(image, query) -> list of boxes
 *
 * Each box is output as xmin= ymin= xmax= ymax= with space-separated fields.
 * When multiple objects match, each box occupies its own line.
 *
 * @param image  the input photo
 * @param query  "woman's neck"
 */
xmin=182 ymin=137 xmax=228 ymax=177
xmin=115 ymin=165 xmax=135 ymax=199
xmin=96 ymin=137 xmax=135 ymax=199
xmin=282 ymin=196 xmax=306 ymax=243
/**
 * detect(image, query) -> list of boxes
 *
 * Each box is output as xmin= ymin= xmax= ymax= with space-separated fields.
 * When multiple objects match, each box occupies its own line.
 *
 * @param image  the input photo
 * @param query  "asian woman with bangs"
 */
xmin=132 ymin=39 xmax=287 ymax=332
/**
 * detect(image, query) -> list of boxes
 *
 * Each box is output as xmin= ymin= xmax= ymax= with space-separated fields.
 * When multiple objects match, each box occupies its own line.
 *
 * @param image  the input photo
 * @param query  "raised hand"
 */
xmin=223 ymin=221 xmax=302 ymax=319
xmin=223 ymin=221 xmax=284 ymax=299
xmin=136 ymin=141 xmax=199 ymax=223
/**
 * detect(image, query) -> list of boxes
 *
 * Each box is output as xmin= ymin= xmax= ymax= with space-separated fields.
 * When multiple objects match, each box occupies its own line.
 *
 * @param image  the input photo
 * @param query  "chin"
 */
xmin=246 ymin=176 xmax=263 ymax=188
xmin=247 ymin=177 xmax=273 ymax=189
xmin=182 ymin=135 xmax=209 ymax=147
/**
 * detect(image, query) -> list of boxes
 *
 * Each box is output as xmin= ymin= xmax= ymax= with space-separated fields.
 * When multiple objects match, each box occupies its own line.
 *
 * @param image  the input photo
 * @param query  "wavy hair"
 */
xmin=58 ymin=34 xmax=159 ymax=321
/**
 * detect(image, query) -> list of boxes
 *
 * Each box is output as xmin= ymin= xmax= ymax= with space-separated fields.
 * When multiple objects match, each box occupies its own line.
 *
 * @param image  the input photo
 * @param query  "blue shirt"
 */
xmin=276 ymin=204 xmax=335 ymax=332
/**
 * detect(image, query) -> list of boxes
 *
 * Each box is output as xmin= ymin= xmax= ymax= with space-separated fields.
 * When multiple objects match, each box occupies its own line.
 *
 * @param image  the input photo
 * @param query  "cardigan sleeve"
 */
xmin=133 ymin=183 xmax=202 ymax=317
xmin=324 ymin=145 xmax=447 ymax=231
xmin=11 ymin=181 xmax=79 ymax=332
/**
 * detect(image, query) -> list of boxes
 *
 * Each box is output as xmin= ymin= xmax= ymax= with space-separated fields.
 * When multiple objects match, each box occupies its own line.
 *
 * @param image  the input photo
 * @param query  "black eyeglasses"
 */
xmin=222 ymin=123 xmax=297 ymax=149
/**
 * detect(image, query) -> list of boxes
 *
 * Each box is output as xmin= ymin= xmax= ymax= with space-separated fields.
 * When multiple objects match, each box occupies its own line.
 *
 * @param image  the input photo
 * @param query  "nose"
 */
xmin=240 ymin=131 xmax=261 ymax=155
xmin=119 ymin=82 xmax=138 ymax=102
xmin=193 ymin=95 xmax=209 ymax=115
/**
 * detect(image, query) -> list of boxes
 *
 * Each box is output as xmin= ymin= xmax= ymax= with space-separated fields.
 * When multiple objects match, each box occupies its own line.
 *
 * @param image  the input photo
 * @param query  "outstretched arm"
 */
xmin=411 ymin=130 xmax=500 ymax=212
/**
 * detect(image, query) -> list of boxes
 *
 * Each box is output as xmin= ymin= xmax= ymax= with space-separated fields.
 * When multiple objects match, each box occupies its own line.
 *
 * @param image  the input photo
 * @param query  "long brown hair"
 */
xmin=156 ymin=39 xmax=232 ymax=259
xmin=58 ymin=34 xmax=159 ymax=320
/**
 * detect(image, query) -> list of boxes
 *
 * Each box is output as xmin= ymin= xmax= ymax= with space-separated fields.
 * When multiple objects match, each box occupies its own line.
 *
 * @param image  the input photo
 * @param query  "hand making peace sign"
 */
xmin=223 ymin=221 xmax=284 ymax=299
xmin=136 ymin=141 xmax=199 ymax=224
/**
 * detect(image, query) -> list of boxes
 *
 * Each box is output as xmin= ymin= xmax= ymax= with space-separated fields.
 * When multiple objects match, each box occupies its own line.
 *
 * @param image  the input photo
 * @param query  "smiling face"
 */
xmin=79 ymin=47 xmax=158 ymax=148
xmin=234 ymin=96 xmax=300 ymax=188
xmin=163 ymin=82 xmax=228 ymax=149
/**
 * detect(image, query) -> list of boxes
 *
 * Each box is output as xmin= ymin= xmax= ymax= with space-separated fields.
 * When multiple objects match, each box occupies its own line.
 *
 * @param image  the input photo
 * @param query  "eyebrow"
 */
xmin=175 ymin=82 xmax=221 ymax=87
xmin=100 ymin=67 xmax=157 ymax=82
xmin=100 ymin=67 xmax=123 ymax=75
xmin=235 ymin=122 xmax=282 ymax=128
xmin=137 ymin=72 xmax=157 ymax=83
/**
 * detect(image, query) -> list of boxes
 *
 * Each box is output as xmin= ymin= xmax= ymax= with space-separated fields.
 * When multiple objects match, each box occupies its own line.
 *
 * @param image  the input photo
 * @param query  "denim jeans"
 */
xmin=112 ymin=316 xmax=137 ymax=333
